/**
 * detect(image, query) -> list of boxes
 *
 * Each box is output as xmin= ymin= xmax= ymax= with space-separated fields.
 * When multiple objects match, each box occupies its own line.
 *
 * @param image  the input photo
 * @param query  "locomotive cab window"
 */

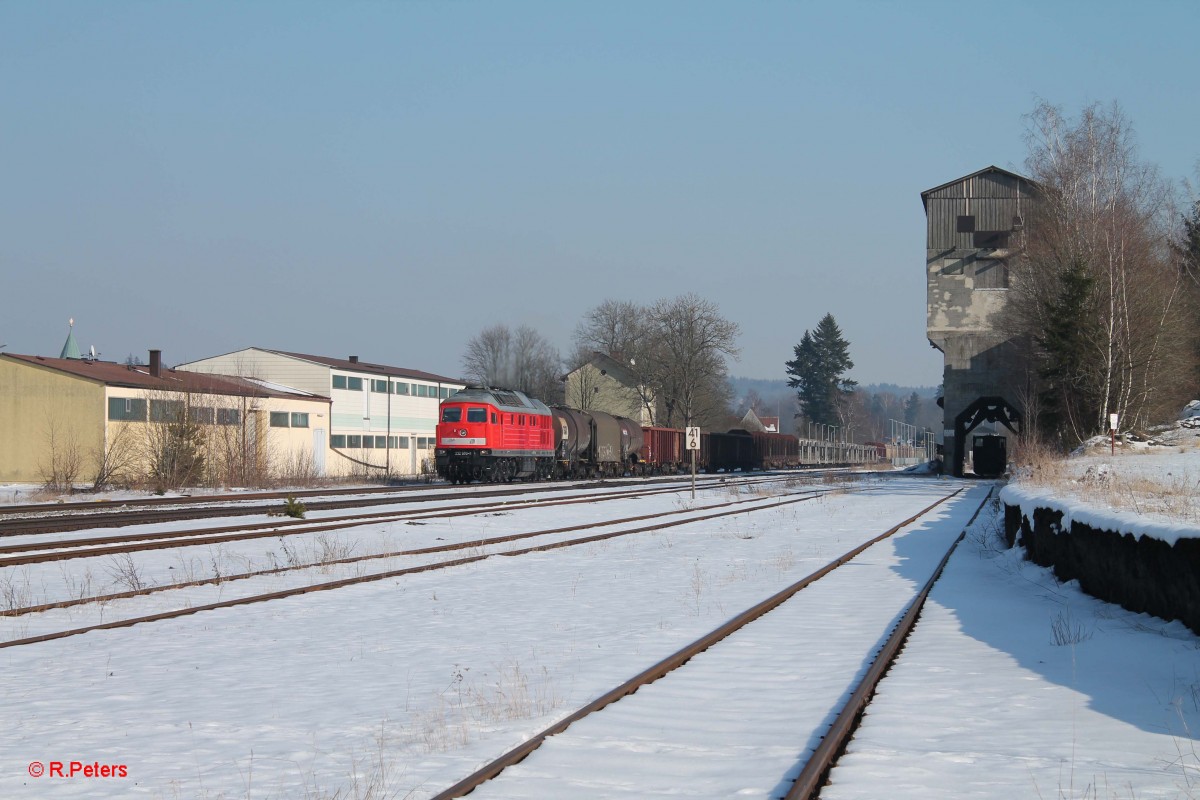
xmin=441 ymin=407 xmax=462 ymax=423
xmin=467 ymin=408 xmax=487 ymax=423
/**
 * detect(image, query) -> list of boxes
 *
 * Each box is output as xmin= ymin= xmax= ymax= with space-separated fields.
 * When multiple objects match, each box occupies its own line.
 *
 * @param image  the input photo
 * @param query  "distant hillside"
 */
xmin=729 ymin=377 xmax=938 ymax=400
xmin=728 ymin=376 xmax=942 ymax=439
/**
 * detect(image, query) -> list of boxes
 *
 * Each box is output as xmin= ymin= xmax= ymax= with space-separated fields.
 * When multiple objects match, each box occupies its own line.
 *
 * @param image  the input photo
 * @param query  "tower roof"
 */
xmin=59 ymin=320 xmax=81 ymax=360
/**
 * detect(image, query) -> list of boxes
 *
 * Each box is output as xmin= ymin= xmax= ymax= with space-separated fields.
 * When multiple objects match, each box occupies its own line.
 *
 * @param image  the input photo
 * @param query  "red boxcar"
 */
xmin=640 ymin=426 xmax=685 ymax=473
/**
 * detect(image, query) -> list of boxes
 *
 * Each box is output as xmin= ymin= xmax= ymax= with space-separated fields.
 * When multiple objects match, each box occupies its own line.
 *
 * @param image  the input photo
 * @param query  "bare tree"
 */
xmin=573 ymin=299 xmax=644 ymax=359
xmin=140 ymin=389 xmax=208 ymax=491
xmin=462 ymin=324 xmax=512 ymax=387
xmin=205 ymin=392 xmax=272 ymax=488
xmin=1006 ymin=100 xmax=1189 ymax=443
xmin=512 ymin=325 xmax=563 ymax=403
xmin=645 ymin=293 xmax=740 ymax=428
xmin=563 ymin=343 xmax=603 ymax=411
xmin=40 ymin=415 xmax=83 ymax=492
xmin=90 ymin=420 xmax=138 ymax=490
xmin=461 ymin=323 xmax=562 ymax=402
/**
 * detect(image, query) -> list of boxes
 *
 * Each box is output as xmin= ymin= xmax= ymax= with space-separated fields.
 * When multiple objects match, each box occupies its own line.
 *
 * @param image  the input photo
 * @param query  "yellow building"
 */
xmin=563 ymin=352 xmax=657 ymax=425
xmin=0 ymin=350 xmax=330 ymax=487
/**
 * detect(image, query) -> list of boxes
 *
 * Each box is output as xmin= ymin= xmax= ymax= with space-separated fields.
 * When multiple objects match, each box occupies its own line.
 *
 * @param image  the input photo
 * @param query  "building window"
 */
xmin=372 ymin=379 xmax=388 ymax=393
xmin=150 ymin=399 xmax=185 ymax=423
xmin=291 ymin=412 xmax=309 ymax=428
xmin=190 ymin=406 xmax=215 ymax=425
xmin=375 ymin=436 xmax=386 ymax=447
xmin=956 ymin=215 xmax=975 ymax=233
xmin=347 ymin=435 xmax=362 ymax=448
xmin=397 ymin=436 xmax=410 ymax=449
xmin=362 ymin=436 xmax=375 ymax=449
xmin=416 ymin=385 xmax=428 ymax=398
xmin=439 ymin=387 xmax=450 ymax=399
xmin=347 ymin=377 xmax=363 ymax=391
xmin=331 ymin=435 xmax=346 ymax=448
xmin=974 ymin=230 xmax=1010 ymax=250
xmin=974 ymin=260 xmax=1009 ymax=289
xmin=416 ymin=437 xmax=430 ymax=449
xmin=270 ymin=411 xmax=290 ymax=427
xmin=332 ymin=375 xmax=347 ymax=390
xmin=217 ymin=408 xmax=240 ymax=426
xmin=393 ymin=382 xmax=409 ymax=395
xmin=107 ymin=397 xmax=147 ymax=421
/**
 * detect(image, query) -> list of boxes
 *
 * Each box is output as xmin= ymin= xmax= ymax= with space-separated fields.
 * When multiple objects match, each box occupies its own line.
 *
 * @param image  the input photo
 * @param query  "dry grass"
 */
xmin=1011 ymin=437 xmax=1200 ymax=524
xmin=407 ymin=661 xmax=562 ymax=754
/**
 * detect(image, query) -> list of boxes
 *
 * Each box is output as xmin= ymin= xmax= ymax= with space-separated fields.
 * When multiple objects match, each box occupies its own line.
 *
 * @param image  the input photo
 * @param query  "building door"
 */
xmin=313 ymin=428 xmax=326 ymax=476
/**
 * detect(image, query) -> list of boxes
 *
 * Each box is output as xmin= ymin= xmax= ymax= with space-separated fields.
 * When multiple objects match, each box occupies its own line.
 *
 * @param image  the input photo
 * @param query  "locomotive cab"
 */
xmin=434 ymin=387 xmax=554 ymax=483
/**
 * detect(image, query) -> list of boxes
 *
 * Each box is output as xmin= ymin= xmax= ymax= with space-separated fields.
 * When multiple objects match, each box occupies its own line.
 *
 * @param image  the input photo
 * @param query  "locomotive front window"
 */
xmin=467 ymin=408 xmax=487 ymax=423
xmin=441 ymin=407 xmax=462 ymax=423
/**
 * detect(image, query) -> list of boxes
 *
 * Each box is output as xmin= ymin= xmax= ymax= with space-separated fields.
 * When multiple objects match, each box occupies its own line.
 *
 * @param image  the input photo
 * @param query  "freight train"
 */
xmin=434 ymin=386 xmax=810 ymax=484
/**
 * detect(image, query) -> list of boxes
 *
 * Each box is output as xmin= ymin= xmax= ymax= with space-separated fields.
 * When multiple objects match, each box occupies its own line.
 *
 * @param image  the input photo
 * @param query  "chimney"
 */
xmin=349 ymin=355 xmax=359 ymax=364
xmin=149 ymin=349 xmax=162 ymax=378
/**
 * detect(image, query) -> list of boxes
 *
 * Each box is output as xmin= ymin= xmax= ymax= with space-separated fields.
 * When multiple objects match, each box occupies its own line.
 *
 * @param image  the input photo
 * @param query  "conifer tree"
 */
xmin=786 ymin=313 xmax=856 ymax=427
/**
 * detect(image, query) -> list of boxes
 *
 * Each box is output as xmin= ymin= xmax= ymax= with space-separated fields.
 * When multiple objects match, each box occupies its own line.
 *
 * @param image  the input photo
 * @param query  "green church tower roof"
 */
xmin=60 ymin=319 xmax=81 ymax=360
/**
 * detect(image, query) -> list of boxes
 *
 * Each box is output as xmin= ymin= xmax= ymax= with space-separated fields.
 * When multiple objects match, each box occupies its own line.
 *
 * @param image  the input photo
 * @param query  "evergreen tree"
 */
xmin=1034 ymin=257 xmax=1097 ymax=440
xmin=1180 ymin=201 xmax=1200 ymax=284
xmin=903 ymin=392 xmax=921 ymax=426
xmin=1176 ymin=201 xmax=1200 ymax=395
xmin=785 ymin=313 xmax=856 ymax=427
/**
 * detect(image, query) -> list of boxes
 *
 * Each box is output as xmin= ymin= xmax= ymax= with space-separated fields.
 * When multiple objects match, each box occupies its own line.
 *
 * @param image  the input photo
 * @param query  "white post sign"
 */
xmin=686 ymin=427 xmax=700 ymax=499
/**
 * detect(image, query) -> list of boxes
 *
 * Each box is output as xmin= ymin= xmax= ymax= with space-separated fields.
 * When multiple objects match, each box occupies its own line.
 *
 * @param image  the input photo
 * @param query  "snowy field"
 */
xmin=1 ymin=464 xmax=1198 ymax=798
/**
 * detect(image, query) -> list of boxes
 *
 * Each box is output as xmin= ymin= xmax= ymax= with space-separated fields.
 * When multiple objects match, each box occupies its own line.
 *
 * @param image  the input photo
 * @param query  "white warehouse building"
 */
xmin=178 ymin=348 xmax=464 ymax=478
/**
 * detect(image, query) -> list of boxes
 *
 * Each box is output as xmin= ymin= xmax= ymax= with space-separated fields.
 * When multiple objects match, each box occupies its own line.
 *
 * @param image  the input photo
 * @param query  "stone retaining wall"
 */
xmin=1004 ymin=502 xmax=1200 ymax=634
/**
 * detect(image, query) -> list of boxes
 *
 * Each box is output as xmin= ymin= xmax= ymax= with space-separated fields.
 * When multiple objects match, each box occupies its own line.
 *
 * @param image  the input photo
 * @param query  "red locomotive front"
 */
xmin=434 ymin=387 xmax=554 ymax=483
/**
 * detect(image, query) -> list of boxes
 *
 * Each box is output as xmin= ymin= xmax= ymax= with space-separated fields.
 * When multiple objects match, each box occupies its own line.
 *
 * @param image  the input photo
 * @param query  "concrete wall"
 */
xmin=0 ymin=359 xmax=105 ymax=483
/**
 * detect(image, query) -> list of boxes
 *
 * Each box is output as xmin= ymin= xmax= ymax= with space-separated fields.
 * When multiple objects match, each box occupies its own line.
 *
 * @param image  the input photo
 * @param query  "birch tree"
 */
xmin=1007 ymin=100 xmax=1190 ymax=443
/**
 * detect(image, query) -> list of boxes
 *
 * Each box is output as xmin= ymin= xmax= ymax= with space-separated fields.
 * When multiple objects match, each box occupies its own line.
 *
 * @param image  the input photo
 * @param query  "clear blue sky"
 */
xmin=2 ymin=1 xmax=1197 ymax=386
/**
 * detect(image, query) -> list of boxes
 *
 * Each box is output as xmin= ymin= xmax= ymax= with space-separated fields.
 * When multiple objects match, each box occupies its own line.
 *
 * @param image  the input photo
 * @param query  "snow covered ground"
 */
xmin=1 ymin=463 xmax=1197 ymax=799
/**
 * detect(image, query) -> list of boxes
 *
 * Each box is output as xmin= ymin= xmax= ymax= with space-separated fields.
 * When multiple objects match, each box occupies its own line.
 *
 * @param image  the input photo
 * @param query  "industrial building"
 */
xmin=177 ymin=348 xmax=464 ymax=478
xmin=922 ymin=165 xmax=1037 ymax=476
xmin=0 ymin=349 xmax=328 ymax=485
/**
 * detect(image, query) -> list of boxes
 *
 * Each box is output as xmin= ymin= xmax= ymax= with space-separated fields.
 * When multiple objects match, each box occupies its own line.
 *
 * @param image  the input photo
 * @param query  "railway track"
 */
xmin=426 ymin=486 xmax=993 ymax=800
xmin=0 ymin=474 xmax=813 ymax=567
xmin=0 ymin=478 xmax=866 ymax=648
xmin=0 ymin=472 xmax=848 ymax=535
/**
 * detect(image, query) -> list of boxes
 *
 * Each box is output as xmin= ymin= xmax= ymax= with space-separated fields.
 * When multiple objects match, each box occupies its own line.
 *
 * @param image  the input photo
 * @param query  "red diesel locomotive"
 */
xmin=436 ymin=386 xmax=856 ymax=484
xmin=434 ymin=387 xmax=555 ymax=483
